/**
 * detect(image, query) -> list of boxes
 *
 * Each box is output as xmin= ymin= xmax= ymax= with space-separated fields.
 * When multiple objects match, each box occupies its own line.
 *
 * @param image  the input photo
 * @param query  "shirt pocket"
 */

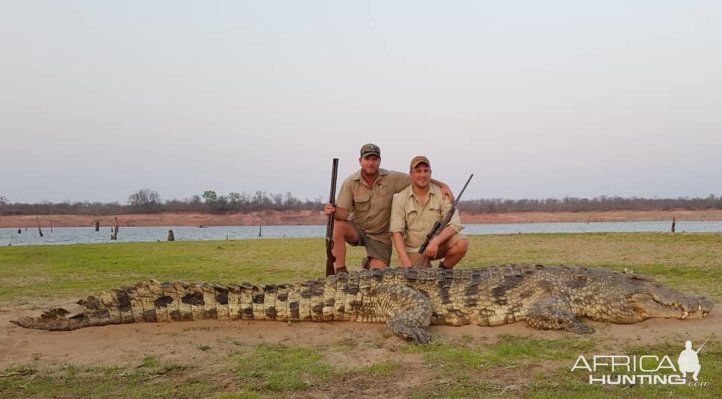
xmin=354 ymin=194 xmax=371 ymax=212
xmin=406 ymin=209 xmax=421 ymax=232
xmin=428 ymin=203 xmax=444 ymax=219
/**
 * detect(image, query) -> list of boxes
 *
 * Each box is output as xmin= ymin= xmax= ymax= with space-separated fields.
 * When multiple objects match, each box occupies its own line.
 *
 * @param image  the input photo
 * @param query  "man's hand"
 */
xmin=324 ymin=203 xmax=335 ymax=215
xmin=392 ymin=232 xmax=414 ymax=267
xmin=326 ymin=204 xmax=350 ymax=221
xmin=399 ymin=254 xmax=414 ymax=268
xmin=423 ymin=238 xmax=440 ymax=259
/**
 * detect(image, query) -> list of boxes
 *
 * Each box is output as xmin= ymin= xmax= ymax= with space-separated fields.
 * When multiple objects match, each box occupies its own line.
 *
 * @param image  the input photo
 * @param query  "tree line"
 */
xmin=0 ymin=189 xmax=325 ymax=216
xmin=461 ymin=195 xmax=722 ymax=213
xmin=1 ymin=191 xmax=720 ymax=216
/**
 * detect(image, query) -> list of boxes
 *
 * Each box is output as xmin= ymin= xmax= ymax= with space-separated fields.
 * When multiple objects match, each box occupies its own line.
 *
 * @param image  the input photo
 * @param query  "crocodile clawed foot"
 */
xmin=411 ymin=329 xmax=433 ymax=344
xmin=404 ymin=327 xmax=432 ymax=344
xmin=566 ymin=321 xmax=595 ymax=334
xmin=387 ymin=322 xmax=433 ymax=344
xmin=526 ymin=298 xmax=596 ymax=334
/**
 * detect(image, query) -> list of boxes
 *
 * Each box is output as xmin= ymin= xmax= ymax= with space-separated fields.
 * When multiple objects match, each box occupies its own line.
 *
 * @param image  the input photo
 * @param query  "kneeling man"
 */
xmin=390 ymin=156 xmax=469 ymax=268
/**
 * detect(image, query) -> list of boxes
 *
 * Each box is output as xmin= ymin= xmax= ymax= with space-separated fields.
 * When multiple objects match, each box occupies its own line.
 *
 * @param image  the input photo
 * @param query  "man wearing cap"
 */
xmin=324 ymin=144 xmax=453 ymax=274
xmin=389 ymin=155 xmax=468 ymax=269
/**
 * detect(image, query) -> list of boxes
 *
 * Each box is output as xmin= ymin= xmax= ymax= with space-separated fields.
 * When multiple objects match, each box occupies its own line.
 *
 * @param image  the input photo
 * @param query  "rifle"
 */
xmin=418 ymin=174 xmax=474 ymax=254
xmin=325 ymin=158 xmax=339 ymax=276
xmin=696 ymin=338 xmax=710 ymax=353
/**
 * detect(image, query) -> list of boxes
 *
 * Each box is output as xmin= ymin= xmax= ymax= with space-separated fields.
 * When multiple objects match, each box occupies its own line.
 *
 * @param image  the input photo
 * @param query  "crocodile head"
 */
xmin=571 ymin=268 xmax=713 ymax=324
xmin=620 ymin=270 xmax=713 ymax=322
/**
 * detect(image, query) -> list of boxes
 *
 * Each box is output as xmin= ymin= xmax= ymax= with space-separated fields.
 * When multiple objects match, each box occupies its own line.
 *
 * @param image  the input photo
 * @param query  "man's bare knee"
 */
xmin=459 ymin=239 xmax=469 ymax=253
xmin=333 ymin=221 xmax=359 ymax=244
xmin=441 ymin=239 xmax=468 ymax=268
xmin=449 ymin=239 xmax=469 ymax=255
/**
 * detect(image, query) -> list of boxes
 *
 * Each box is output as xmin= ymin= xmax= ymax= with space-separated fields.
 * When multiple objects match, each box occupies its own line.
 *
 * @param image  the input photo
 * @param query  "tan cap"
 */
xmin=410 ymin=155 xmax=431 ymax=169
xmin=360 ymin=143 xmax=381 ymax=158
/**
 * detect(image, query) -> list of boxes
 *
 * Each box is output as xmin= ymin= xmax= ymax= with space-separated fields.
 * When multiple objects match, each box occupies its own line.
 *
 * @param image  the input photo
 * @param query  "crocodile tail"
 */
xmin=10 ymin=276 xmax=347 ymax=331
xmin=10 ymin=307 xmax=89 ymax=331
xmin=10 ymin=280 xmax=163 ymax=330
xmin=10 ymin=280 xmax=231 ymax=330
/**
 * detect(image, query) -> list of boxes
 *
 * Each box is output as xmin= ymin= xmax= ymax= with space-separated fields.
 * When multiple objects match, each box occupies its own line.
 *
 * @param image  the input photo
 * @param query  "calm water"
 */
xmin=2 ymin=221 xmax=722 ymax=246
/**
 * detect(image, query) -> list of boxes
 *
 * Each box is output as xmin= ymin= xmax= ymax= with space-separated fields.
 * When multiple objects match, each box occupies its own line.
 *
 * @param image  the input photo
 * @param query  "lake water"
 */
xmin=2 ymin=221 xmax=722 ymax=246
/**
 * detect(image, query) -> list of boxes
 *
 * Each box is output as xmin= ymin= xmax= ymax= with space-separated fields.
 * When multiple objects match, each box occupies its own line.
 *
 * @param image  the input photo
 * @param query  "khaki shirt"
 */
xmin=389 ymin=183 xmax=463 ymax=252
xmin=336 ymin=168 xmax=411 ymax=243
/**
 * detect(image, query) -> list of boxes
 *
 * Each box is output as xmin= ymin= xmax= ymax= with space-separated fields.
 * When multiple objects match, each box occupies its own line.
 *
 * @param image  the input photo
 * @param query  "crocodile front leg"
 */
xmin=526 ymin=298 xmax=594 ymax=334
xmin=372 ymin=284 xmax=433 ymax=344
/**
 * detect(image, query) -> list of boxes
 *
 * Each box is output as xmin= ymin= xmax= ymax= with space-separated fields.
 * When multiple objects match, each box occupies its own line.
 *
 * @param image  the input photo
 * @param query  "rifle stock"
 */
xmin=325 ymin=158 xmax=339 ymax=276
xmin=418 ymin=174 xmax=473 ymax=254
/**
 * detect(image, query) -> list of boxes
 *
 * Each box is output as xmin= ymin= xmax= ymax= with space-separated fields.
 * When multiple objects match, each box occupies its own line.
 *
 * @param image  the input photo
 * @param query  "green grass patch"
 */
xmin=1 ymin=233 xmax=720 ymax=303
xmin=364 ymin=360 xmax=402 ymax=376
xmin=0 ymin=361 xmax=218 ymax=399
xmin=231 ymin=343 xmax=332 ymax=392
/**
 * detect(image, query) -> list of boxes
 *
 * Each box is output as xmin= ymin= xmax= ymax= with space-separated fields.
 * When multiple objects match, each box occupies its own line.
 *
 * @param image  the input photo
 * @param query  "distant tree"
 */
xmin=0 ymin=195 xmax=7 ymax=206
xmin=228 ymin=192 xmax=243 ymax=210
xmin=128 ymin=188 xmax=162 ymax=213
xmin=202 ymin=190 xmax=218 ymax=203
xmin=209 ymin=195 xmax=230 ymax=212
xmin=228 ymin=192 xmax=242 ymax=203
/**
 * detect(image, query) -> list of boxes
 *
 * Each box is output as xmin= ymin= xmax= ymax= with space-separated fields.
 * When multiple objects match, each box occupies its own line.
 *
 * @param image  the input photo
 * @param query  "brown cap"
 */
xmin=410 ymin=155 xmax=431 ymax=169
xmin=360 ymin=143 xmax=381 ymax=158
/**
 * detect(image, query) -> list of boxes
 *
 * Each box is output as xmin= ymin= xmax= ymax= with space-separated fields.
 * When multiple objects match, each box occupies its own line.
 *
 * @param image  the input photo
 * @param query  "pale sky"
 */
xmin=2 ymin=1 xmax=720 ymax=204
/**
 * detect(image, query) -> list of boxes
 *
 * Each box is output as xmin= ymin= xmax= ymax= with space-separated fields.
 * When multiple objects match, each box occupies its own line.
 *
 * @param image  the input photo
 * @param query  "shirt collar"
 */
xmin=408 ymin=183 xmax=439 ymax=199
xmin=353 ymin=168 xmax=389 ymax=181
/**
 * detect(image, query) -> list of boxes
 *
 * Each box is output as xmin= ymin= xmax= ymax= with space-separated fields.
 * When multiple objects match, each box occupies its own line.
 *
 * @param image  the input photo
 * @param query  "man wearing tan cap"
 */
xmin=390 ymin=156 xmax=468 ymax=269
xmin=324 ymin=144 xmax=453 ymax=274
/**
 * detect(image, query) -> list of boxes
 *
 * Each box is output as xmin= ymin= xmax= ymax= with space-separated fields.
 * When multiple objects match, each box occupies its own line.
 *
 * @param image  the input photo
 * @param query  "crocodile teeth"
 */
xmin=682 ymin=311 xmax=689 ymax=319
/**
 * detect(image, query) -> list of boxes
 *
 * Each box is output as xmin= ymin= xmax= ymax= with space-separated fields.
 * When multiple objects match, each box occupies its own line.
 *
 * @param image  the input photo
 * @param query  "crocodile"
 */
xmin=11 ymin=265 xmax=713 ymax=344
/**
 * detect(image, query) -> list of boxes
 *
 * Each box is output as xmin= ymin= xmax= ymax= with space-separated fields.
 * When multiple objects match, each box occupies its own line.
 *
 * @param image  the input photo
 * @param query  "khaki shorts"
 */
xmin=407 ymin=232 xmax=467 ymax=268
xmin=349 ymin=221 xmax=392 ymax=265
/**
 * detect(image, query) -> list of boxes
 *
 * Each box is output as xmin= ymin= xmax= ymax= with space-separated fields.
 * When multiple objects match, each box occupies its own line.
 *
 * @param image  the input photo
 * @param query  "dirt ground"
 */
xmin=1 ymin=298 xmax=719 ymax=371
xmin=2 ymin=209 xmax=721 ymax=228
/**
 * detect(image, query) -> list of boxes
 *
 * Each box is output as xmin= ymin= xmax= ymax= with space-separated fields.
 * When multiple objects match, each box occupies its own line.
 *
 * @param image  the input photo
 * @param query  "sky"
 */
xmin=1 ymin=1 xmax=720 ymax=204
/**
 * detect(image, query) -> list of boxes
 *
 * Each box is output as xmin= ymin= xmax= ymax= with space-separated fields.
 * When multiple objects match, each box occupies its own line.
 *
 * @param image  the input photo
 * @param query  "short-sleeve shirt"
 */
xmin=389 ymin=183 xmax=463 ymax=252
xmin=336 ymin=168 xmax=410 ymax=243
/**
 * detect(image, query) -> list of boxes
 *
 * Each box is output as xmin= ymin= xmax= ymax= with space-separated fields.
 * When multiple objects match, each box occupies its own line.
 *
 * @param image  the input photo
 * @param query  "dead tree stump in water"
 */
xmin=36 ymin=216 xmax=44 ymax=237
xmin=671 ymin=217 xmax=676 ymax=233
xmin=110 ymin=217 xmax=119 ymax=240
xmin=95 ymin=220 xmax=100 ymax=232
xmin=167 ymin=229 xmax=175 ymax=241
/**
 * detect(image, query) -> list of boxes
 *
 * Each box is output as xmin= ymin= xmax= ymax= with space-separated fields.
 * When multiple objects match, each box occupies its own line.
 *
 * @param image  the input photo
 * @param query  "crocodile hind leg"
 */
xmin=372 ymin=284 xmax=433 ymax=344
xmin=526 ymin=298 xmax=594 ymax=334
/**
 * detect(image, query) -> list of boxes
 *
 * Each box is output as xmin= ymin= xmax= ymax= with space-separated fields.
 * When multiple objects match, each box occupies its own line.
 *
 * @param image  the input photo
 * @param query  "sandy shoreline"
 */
xmin=2 ymin=209 xmax=721 ymax=228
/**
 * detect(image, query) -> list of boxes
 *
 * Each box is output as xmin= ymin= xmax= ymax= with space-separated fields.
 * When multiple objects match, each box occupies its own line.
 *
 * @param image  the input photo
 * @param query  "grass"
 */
xmin=3 ymin=337 xmax=718 ymax=398
xmin=1 ymin=233 xmax=720 ymax=304
xmin=1 ymin=232 xmax=721 ymax=398
xmin=0 ymin=359 xmax=218 ymax=398
xmin=231 ymin=343 xmax=331 ymax=392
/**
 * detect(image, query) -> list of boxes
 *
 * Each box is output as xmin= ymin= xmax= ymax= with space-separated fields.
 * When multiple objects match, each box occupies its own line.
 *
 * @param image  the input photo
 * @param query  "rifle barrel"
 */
xmin=325 ymin=158 xmax=339 ymax=276
xmin=418 ymin=174 xmax=473 ymax=254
